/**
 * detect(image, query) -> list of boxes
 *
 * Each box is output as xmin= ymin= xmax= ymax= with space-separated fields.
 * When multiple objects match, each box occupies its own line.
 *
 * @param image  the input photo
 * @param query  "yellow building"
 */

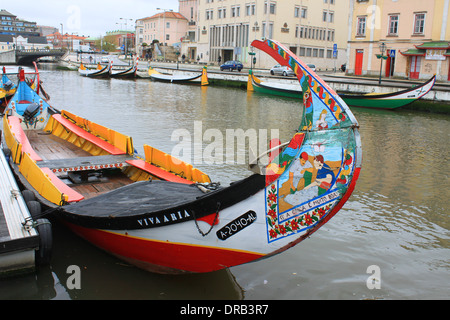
xmin=184 ymin=0 xmax=350 ymax=69
xmin=348 ymin=0 xmax=450 ymax=81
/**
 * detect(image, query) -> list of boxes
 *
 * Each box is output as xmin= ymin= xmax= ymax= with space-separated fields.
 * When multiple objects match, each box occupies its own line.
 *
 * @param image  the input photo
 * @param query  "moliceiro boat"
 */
xmin=1 ymin=63 xmax=48 ymax=115
xmin=339 ymin=75 xmax=436 ymax=109
xmin=110 ymin=57 xmax=139 ymax=79
xmin=248 ymin=70 xmax=435 ymax=109
xmin=2 ymin=39 xmax=361 ymax=274
xmin=247 ymin=69 xmax=302 ymax=99
xmin=1 ymin=67 xmax=17 ymax=103
xmin=148 ymin=66 xmax=209 ymax=85
xmin=78 ymin=60 xmax=112 ymax=78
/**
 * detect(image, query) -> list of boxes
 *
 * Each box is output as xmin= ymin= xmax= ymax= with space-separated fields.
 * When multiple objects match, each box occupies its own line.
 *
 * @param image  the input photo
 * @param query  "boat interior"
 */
xmin=3 ymin=108 xmax=211 ymax=207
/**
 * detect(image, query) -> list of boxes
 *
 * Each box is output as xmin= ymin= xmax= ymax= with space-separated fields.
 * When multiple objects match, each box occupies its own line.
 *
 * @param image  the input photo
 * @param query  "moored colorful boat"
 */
xmin=110 ymin=57 xmax=139 ymax=79
xmin=248 ymin=70 xmax=435 ymax=109
xmin=339 ymin=75 xmax=436 ymax=109
xmin=247 ymin=69 xmax=302 ymax=99
xmin=78 ymin=60 xmax=112 ymax=78
xmin=1 ymin=63 xmax=47 ymax=115
xmin=1 ymin=67 xmax=17 ymax=103
xmin=2 ymin=39 xmax=362 ymax=274
xmin=149 ymin=66 xmax=209 ymax=85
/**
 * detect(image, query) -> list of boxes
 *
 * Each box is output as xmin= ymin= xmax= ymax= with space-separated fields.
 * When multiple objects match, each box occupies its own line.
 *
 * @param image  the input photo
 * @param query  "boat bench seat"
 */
xmin=51 ymin=114 xmax=126 ymax=155
xmin=41 ymin=167 xmax=84 ymax=203
xmin=126 ymin=159 xmax=193 ymax=184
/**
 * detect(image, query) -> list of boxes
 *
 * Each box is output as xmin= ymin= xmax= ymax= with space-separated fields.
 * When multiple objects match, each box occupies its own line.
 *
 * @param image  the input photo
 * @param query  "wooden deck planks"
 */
xmin=26 ymin=130 xmax=134 ymax=200
xmin=71 ymin=176 xmax=133 ymax=200
xmin=26 ymin=130 xmax=91 ymax=160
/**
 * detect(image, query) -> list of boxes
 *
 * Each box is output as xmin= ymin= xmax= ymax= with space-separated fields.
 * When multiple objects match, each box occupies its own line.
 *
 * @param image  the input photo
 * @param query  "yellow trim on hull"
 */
xmin=103 ymin=229 xmax=265 ymax=257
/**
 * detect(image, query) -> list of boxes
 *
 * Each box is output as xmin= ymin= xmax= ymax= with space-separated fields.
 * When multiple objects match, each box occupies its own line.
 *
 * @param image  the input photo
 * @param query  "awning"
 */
xmin=400 ymin=48 xmax=426 ymax=56
xmin=415 ymin=41 xmax=450 ymax=50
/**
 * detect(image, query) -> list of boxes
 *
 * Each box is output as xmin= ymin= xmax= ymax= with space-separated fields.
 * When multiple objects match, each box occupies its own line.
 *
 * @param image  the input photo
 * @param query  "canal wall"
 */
xmin=0 ymin=50 xmax=16 ymax=64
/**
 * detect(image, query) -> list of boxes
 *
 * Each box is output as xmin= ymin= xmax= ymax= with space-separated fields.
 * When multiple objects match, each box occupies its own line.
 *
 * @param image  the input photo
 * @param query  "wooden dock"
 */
xmin=0 ymin=138 xmax=49 ymax=277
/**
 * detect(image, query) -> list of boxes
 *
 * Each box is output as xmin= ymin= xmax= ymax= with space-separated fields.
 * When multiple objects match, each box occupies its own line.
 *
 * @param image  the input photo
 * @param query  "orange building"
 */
xmin=348 ymin=0 xmax=450 ymax=81
xmin=46 ymin=32 xmax=87 ymax=50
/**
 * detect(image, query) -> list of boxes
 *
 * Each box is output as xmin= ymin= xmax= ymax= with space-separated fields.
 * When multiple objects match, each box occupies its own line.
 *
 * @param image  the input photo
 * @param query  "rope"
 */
xmin=195 ymin=182 xmax=221 ymax=193
xmin=193 ymin=202 xmax=221 ymax=237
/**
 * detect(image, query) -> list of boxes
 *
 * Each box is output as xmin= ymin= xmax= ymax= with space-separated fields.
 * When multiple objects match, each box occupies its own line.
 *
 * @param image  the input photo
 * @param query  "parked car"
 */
xmin=270 ymin=64 xmax=294 ymax=76
xmin=306 ymin=64 xmax=316 ymax=72
xmin=220 ymin=60 xmax=243 ymax=71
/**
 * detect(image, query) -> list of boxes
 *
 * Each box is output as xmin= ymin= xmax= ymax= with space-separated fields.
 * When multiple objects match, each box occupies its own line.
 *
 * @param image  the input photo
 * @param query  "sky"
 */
xmin=3 ymin=0 xmax=180 ymax=37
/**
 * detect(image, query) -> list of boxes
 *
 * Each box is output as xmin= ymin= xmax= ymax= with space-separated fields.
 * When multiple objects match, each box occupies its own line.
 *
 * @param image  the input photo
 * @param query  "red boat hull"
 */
xmin=65 ymin=222 xmax=265 ymax=274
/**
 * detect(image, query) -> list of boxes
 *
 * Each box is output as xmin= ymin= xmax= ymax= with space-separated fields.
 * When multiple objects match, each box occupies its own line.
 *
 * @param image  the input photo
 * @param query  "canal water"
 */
xmin=0 ymin=65 xmax=448 ymax=300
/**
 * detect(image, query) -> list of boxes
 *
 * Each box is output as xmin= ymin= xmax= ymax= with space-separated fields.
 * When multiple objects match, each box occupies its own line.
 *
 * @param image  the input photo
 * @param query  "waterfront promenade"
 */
xmin=142 ymin=60 xmax=450 ymax=110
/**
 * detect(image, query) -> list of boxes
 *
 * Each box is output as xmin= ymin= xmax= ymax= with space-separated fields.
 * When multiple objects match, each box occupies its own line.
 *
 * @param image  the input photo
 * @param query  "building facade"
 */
xmin=347 ymin=0 xmax=450 ymax=81
xmin=179 ymin=0 xmax=199 ymax=61
xmin=182 ymin=0 xmax=349 ymax=69
xmin=138 ymin=11 xmax=188 ymax=47
xmin=0 ymin=9 xmax=39 ymax=37
xmin=136 ymin=10 xmax=189 ymax=59
xmin=46 ymin=32 xmax=86 ymax=50
xmin=105 ymin=30 xmax=135 ymax=54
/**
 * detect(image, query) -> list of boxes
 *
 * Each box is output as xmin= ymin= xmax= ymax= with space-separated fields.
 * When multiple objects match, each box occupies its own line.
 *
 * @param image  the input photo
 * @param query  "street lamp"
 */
xmin=378 ymin=42 xmax=387 ymax=85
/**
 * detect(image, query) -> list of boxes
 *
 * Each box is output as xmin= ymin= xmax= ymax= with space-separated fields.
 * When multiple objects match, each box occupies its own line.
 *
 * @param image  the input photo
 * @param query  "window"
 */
xmin=388 ymin=15 xmax=399 ymax=35
xmin=414 ymin=13 xmax=425 ymax=34
xmin=323 ymin=11 xmax=334 ymax=23
xmin=262 ymin=22 xmax=274 ymax=38
xmin=294 ymin=6 xmax=307 ymax=18
xmin=313 ymin=48 xmax=318 ymax=57
xmin=356 ymin=16 xmax=366 ymax=36
xmin=206 ymin=9 xmax=213 ymax=20
xmin=166 ymin=22 xmax=170 ymax=29
xmin=299 ymin=47 xmax=305 ymax=56
xmin=264 ymin=2 xmax=276 ymax=14
xmin=231 ymin=6 xmax=240 ymax=17
xmin=327 ymin=49 xmax=333 ymax=59
xmin=245 ymin=3 xmax=256 ymax=16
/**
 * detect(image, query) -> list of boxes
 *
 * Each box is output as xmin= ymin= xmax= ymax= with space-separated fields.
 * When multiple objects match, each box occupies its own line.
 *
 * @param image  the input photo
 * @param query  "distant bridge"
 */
xmin=15 ymin=49 xmax=68 ymax=65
